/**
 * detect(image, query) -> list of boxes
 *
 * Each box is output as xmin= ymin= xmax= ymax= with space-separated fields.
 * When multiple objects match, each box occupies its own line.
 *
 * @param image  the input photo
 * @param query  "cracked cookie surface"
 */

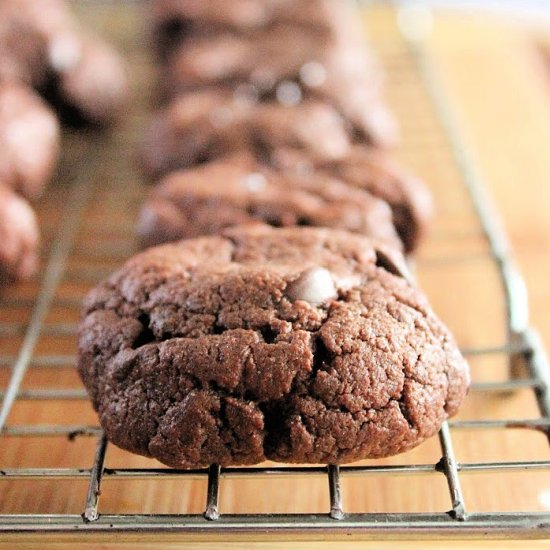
xmin=78 ymin=225 xmax=469 ymax=468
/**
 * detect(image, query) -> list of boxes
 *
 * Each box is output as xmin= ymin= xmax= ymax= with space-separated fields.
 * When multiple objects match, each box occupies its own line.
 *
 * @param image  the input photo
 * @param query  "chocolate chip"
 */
xmin=243 ymin=172 xmax=267 ymax=192
xmin=209 ymin=106 xmax=233 ymax=128
xmin=275 ymin=80 xmax=303 ymax=106
xmin=375 ymin=249 xmax=413 ymax=283
xmin=286 ymin=267 xmax=337 ymax=305
xmin=300 ymin=61 xmax=327 ymax=88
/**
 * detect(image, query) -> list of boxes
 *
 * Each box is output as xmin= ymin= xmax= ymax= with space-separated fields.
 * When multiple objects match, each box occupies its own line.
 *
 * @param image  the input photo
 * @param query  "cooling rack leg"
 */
xmin=204 ymin=464 xmax=221 ymax=521
xmin=505 ymin=265 xmax=530 ymax=380
xmin=437 ymin=423 xmax=466 ymax=521
xmin=83 ymin=433 xmax=108 ymax=523
xmin=328 ymin=465 xmax=344 ymax=520
xmin=509 ymin=330 xmax=529 ymax=381
xmin=522 ymin=329 xmax=550 ymax=441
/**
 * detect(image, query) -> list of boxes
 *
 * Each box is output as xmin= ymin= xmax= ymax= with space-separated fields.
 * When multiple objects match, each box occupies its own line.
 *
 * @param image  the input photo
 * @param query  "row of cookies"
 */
xmin=0 ymin=0 xmax=127 ymax=283
xmin=136 ymin=0 xmax=434 ymax=253
xmin=76 ymin=0 xmax=470 ymax=469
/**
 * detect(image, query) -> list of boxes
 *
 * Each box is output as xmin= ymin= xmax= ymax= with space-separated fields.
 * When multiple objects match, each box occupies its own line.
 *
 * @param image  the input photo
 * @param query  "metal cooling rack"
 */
xmin=0 ymin=0 xmax=549 ymax=542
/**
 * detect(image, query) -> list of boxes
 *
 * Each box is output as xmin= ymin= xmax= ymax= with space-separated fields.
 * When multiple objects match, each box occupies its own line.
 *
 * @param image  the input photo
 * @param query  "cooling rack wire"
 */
xmin=0 ymin=0 xmax=549 ymax=542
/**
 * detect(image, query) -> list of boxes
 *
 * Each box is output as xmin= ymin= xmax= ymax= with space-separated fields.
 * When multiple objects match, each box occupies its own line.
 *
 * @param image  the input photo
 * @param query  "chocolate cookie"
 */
xmin=274 ymin=147 xmax=434 ymax=253
xmin=161 ymin=24 xmax=380 ymax=93
xmin=141 ymin=91 xmax=353 ymax=179
xmin=152 ymin=0 xmax=370 ymax=56
xmin=45 ymin=33 xmax=129 ymax=126
xmin=151 ymin=0 xmax=286 ymax=55
xmin=321 ymin=148 xmax=433 ymax=253
xmin=0 ymin=16 xmax=47 ymax=86
xmin=160 ymin=28 xmax=395 ymax=147
xmin=0 ymin=183 xmax=39 ymax=283
xmin=0 ymin=82 xmax=60 ymax=199
xmin=78 ymin=225 xmax=469 ymax=468
xmin=141 ymin=92 xmax=429 ymax=251
xmin=137 ymin=153 xmax=402 ymax=250
xmin=0 ymin=0 xmax=128 ymax=125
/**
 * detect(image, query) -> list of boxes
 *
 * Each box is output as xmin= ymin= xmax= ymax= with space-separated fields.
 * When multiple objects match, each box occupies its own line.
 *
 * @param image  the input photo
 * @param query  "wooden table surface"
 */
xmin=1 ymin=3 xmax=550 ymax=549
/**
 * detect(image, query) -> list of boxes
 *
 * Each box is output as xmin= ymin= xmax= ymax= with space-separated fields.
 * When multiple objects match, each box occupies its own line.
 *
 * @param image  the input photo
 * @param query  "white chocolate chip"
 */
xmin=276 ymin=81 xmax=302 ymax=106
xmin=233 ymin=83 xmax=259 ymax=105
xmin=243 ymin=172 xmax=267 ymax=192
xmin=209 ymin=106 xmax=233 ymax=128
xmin=286 ymin=267 xmax=337 ymax=305
xmin=48 ymin=34 xmax=82 ymax=72
xmin=294 ymin=160 xmax=314 ymax=176
xmin=300 ymin=61 xmax=327 ymax=88
xmin=333 ymin=274 xmax=363 ymax=292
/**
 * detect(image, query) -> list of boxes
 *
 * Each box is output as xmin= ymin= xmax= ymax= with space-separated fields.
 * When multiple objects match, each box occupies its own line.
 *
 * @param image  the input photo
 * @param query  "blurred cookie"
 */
xmin=0 ymin=82 xmax=60 ymax=199
xmin=137 ymin=153 xmax=402 ymax=250
xmin=161 ymin=25 xmax=380 ymax=93
xmin=161 ymin=27 xmax=396 ymax=146
xmin=0 ymin=182 xmax=39 ymax=283
xmin=151 ymin=0 xmax=369 ymax=55
xmin=0 ymin=16 xmax=47 ymax=86
xmin=274 ymin=147 xmax=434 ymax=253
xmin=0 ymin=0 xmax=128 ymax=125
xmin=141 ymin=90 xmax=353 ymax=178
xmin=44 ymin=33 xmax=129 ymax=125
